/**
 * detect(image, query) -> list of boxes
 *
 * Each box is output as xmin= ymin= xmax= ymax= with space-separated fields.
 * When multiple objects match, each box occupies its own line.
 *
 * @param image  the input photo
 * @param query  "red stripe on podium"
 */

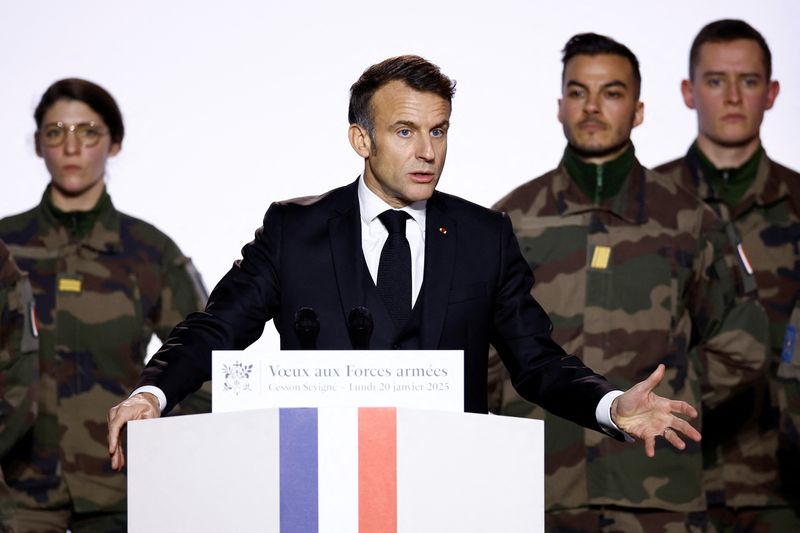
xmin=358 ymin=408 xmax=397 ymax=533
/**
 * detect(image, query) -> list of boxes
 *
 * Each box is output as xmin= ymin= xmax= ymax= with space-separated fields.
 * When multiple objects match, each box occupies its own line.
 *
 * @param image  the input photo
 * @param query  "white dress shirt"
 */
xmin=357 ymin=175 xmax=426 ymax=307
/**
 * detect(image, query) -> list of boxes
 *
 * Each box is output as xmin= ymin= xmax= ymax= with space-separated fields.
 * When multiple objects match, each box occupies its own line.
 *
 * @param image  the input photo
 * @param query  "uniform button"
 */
xmin=393 ymin=344 xmax=400 ymax=349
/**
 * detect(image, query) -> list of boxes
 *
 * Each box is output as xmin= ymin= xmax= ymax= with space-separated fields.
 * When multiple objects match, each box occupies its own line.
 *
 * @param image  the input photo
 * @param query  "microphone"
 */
xmin=347 ymin=306 xmax=373 ymax=350
xmin=294 ymin=307 xmax=319 ymax=349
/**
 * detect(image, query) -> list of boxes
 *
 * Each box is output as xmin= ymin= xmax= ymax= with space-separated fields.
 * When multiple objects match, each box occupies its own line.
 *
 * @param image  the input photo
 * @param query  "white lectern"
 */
xmin=128 ymin=407 xmax=543 ymax=532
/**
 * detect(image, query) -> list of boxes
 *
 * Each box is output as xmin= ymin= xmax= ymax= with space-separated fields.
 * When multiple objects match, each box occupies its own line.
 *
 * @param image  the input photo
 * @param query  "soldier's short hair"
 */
xmin=349 ymin=55 xmax=456 ymax=145
xmin=34 ymin=78 xmax=125 ymax=146
xmin=689 ymin=19 xmax=772 ymax=81
xmin=561 ymin=33 xmax=641 ymax=98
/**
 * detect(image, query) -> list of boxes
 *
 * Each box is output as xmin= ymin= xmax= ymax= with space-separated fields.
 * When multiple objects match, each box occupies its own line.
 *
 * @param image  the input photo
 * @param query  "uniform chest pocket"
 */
xmin=582 ymin=242 xmax=681 ymax=378
xmin=587 ymin=247 xmax=678 ymax=335
xmin=55 ymin=265 xmax=147 ymax=390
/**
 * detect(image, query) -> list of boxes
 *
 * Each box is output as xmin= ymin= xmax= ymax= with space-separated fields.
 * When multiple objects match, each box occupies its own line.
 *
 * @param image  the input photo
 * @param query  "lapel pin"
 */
xmin=438 ymin=226 xmax=447 ymax=235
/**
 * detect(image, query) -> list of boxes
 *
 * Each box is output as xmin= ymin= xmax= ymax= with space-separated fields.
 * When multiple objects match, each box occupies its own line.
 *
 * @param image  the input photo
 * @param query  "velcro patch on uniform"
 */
xmin=590 ymin=245 xmax=611 ymax=270
xmin=782 ymin=325 xmax=797 ymax=364
xmin=58 ymin=276 xmax=82 ymax=293
xmin=778 ymin=324 xmax=800 ymax=380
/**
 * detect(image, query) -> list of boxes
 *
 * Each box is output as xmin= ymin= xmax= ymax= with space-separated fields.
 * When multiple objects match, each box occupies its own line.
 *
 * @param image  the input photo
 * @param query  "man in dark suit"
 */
xmin=108 ymin=55 xmax=699 ymax=469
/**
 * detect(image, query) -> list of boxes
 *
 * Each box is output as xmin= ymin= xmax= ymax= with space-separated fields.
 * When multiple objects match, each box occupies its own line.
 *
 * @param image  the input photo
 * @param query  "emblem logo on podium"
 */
xmin=222 ymin=361 xmax=253 ymax=395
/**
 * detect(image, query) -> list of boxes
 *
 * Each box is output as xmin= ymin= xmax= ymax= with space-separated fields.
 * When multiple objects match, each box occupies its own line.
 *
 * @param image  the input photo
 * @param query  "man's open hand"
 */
xmin=611 ymin=364 xmax=702 ymax=457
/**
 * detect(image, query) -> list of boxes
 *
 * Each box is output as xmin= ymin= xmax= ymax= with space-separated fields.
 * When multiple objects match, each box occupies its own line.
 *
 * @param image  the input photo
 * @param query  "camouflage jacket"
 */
xmin=0 ymin=187 xmax=209 ymax=515
xmin=1 ymin=240 xmax=38 ymax=527
xmin=657 ymin=147 xmax=800 ymax=508
xmin=488 ymin=156 xmax=767 ymax=512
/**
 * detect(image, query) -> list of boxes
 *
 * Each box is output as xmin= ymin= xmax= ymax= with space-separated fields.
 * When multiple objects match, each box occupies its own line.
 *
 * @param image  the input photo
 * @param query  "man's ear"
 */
xmin=348 ymin=123 xmax=372 ymax=158
xmin=556 ymin=98 xmax=564 ymax=125
xmin=765 ymin=80 xmax=780 ymax=110
xmin=681 ymin=79 xmax=696 ymax=109
xmin=633 ymin=100 xmax=644 ymax=128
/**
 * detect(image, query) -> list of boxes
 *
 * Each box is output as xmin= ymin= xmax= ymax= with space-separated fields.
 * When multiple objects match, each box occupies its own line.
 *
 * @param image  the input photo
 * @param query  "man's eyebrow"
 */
xmin=601 ymin=80 xmax=627 ymax=90
xmin=702 ymin=70 xmax=764 ymax=78
xmin=565 ymin=80 xmax=589 ymax=91
xmin=565 ymin=80 xmax=628 ymax=91
xmin=392 ymin=119 xmax=450 ymax=130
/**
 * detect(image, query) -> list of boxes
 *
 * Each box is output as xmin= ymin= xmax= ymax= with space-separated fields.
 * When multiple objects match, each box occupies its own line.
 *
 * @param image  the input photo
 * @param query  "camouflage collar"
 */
xmin=35 ymin=186 xmax=123 ymax=254
xmin=684 ymin=145 xmax=795 ymax=219
xmin=553 ymin=156 xmax=648 ymax=225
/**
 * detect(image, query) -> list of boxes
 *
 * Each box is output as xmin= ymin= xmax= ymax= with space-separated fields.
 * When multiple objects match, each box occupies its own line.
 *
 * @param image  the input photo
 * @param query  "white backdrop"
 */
xmin=2 ymin=0 xmax=798 ymax=352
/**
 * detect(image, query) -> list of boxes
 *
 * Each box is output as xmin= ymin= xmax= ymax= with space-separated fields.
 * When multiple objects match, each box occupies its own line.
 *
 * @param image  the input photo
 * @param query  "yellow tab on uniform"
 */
xmin=58 ymin=277 xmax=82 ymax=293
xmin=590 ymin=245 xmax=611 ymax=269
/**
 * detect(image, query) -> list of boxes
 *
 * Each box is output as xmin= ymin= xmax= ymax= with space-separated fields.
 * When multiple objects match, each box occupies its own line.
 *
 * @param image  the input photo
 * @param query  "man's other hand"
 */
xmin=107 ymin=392 xmax=161 ymax=471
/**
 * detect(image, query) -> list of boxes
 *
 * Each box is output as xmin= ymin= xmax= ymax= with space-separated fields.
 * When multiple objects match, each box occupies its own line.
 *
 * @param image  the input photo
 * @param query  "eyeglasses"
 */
xmin=38 ymin=121 xmax=109 ymax=148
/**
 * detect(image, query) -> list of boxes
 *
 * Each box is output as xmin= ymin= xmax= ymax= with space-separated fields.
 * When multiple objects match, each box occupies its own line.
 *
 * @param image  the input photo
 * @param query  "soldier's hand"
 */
xmin=611 ymin=364 xmax=701 ymax=457
xmin=107 ymin=392 xmax=161 ymax=471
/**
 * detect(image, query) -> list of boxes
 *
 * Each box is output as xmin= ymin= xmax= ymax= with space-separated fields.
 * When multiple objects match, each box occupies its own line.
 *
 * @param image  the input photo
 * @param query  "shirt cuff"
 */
xmin=596 ymin=390 xmax=635 ymax=442
xmin=130 ymin=386 xmax=167 ymax=413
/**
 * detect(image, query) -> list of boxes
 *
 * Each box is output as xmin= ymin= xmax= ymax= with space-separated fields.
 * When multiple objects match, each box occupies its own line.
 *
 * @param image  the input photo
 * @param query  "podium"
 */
xmin=128 ymin=406 xmax=543 ymax=532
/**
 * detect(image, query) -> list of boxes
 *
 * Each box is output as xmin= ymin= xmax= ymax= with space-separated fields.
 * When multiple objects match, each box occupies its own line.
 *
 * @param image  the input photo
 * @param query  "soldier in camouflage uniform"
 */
xmin=1 ymin=240 xmax=39 ymax=533
xmin=0 ymin=79 xmax=209 ymax=532
xmin=488 ymin=33 xmax=768 ymax=532
xmin=656 ymin=19 xmax=800 ymax=531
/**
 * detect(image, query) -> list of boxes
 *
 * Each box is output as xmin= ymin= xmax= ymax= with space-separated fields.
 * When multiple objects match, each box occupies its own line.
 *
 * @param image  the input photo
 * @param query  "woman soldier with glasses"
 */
xmin=0 ymin=79 xmax=209 ymax=532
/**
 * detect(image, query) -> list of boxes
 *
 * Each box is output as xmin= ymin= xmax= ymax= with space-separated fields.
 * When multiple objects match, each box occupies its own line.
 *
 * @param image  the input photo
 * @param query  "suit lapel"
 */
xmin=329 ymin=181 xmax=366 ymax=325
xmin=421 ymin=193 xmax=457 ymax=348
xmin=328 ymin=179 xmax=394 ymax=347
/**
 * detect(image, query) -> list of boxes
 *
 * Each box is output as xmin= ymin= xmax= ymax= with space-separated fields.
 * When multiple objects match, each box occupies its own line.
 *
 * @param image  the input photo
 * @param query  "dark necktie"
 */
xmin=377 ymin=210 xmax=412 ymax=327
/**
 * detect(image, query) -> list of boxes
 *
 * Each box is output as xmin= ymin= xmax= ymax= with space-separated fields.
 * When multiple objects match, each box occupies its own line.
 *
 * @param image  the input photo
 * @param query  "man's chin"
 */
xmin=403 ymin=182 xmax=437 ymax=203
xmin=568 ymin=140 xmax=630 ymax=161
xmin=707 ymin=131 xmax=760 ymax=150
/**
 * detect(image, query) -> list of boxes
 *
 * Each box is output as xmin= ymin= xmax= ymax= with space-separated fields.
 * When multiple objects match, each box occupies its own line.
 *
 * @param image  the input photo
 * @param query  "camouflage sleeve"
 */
xmin=690 ymin=218 xmax=769 ymax=409
xmin=153 ymin=238 xmax=208 ymax=341
xmin=0 ymin=466 xmax=17 ymax=532
xmin=0 ymin=243 xmax=39 ymax=459
xmin=154 ymin=238 xmax=212 ymax=416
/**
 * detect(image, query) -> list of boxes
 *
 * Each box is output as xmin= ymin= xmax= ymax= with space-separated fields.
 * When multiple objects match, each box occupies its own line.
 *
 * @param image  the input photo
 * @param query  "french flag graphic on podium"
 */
xmin=277 ymin=407 xmax=543 ymax=532
xmin=128 ymin=406 xmax=543 ymax=532
xmin=280 ymin=407 xmax=398 ymax=533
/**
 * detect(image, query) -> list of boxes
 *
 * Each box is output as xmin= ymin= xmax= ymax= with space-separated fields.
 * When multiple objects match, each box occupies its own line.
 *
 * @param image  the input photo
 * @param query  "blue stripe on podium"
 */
xmin=280 ymin=408 xmax=319 ymax=533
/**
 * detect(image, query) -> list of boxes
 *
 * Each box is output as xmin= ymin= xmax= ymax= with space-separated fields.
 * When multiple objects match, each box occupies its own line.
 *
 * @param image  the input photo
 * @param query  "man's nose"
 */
xmin=416 ymin=134 xmax=435 ymax=161
xmin=583 ymin=93 xmax=600 ymax=114
xmin=725 ymin=81 xmax=742 ymax=104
